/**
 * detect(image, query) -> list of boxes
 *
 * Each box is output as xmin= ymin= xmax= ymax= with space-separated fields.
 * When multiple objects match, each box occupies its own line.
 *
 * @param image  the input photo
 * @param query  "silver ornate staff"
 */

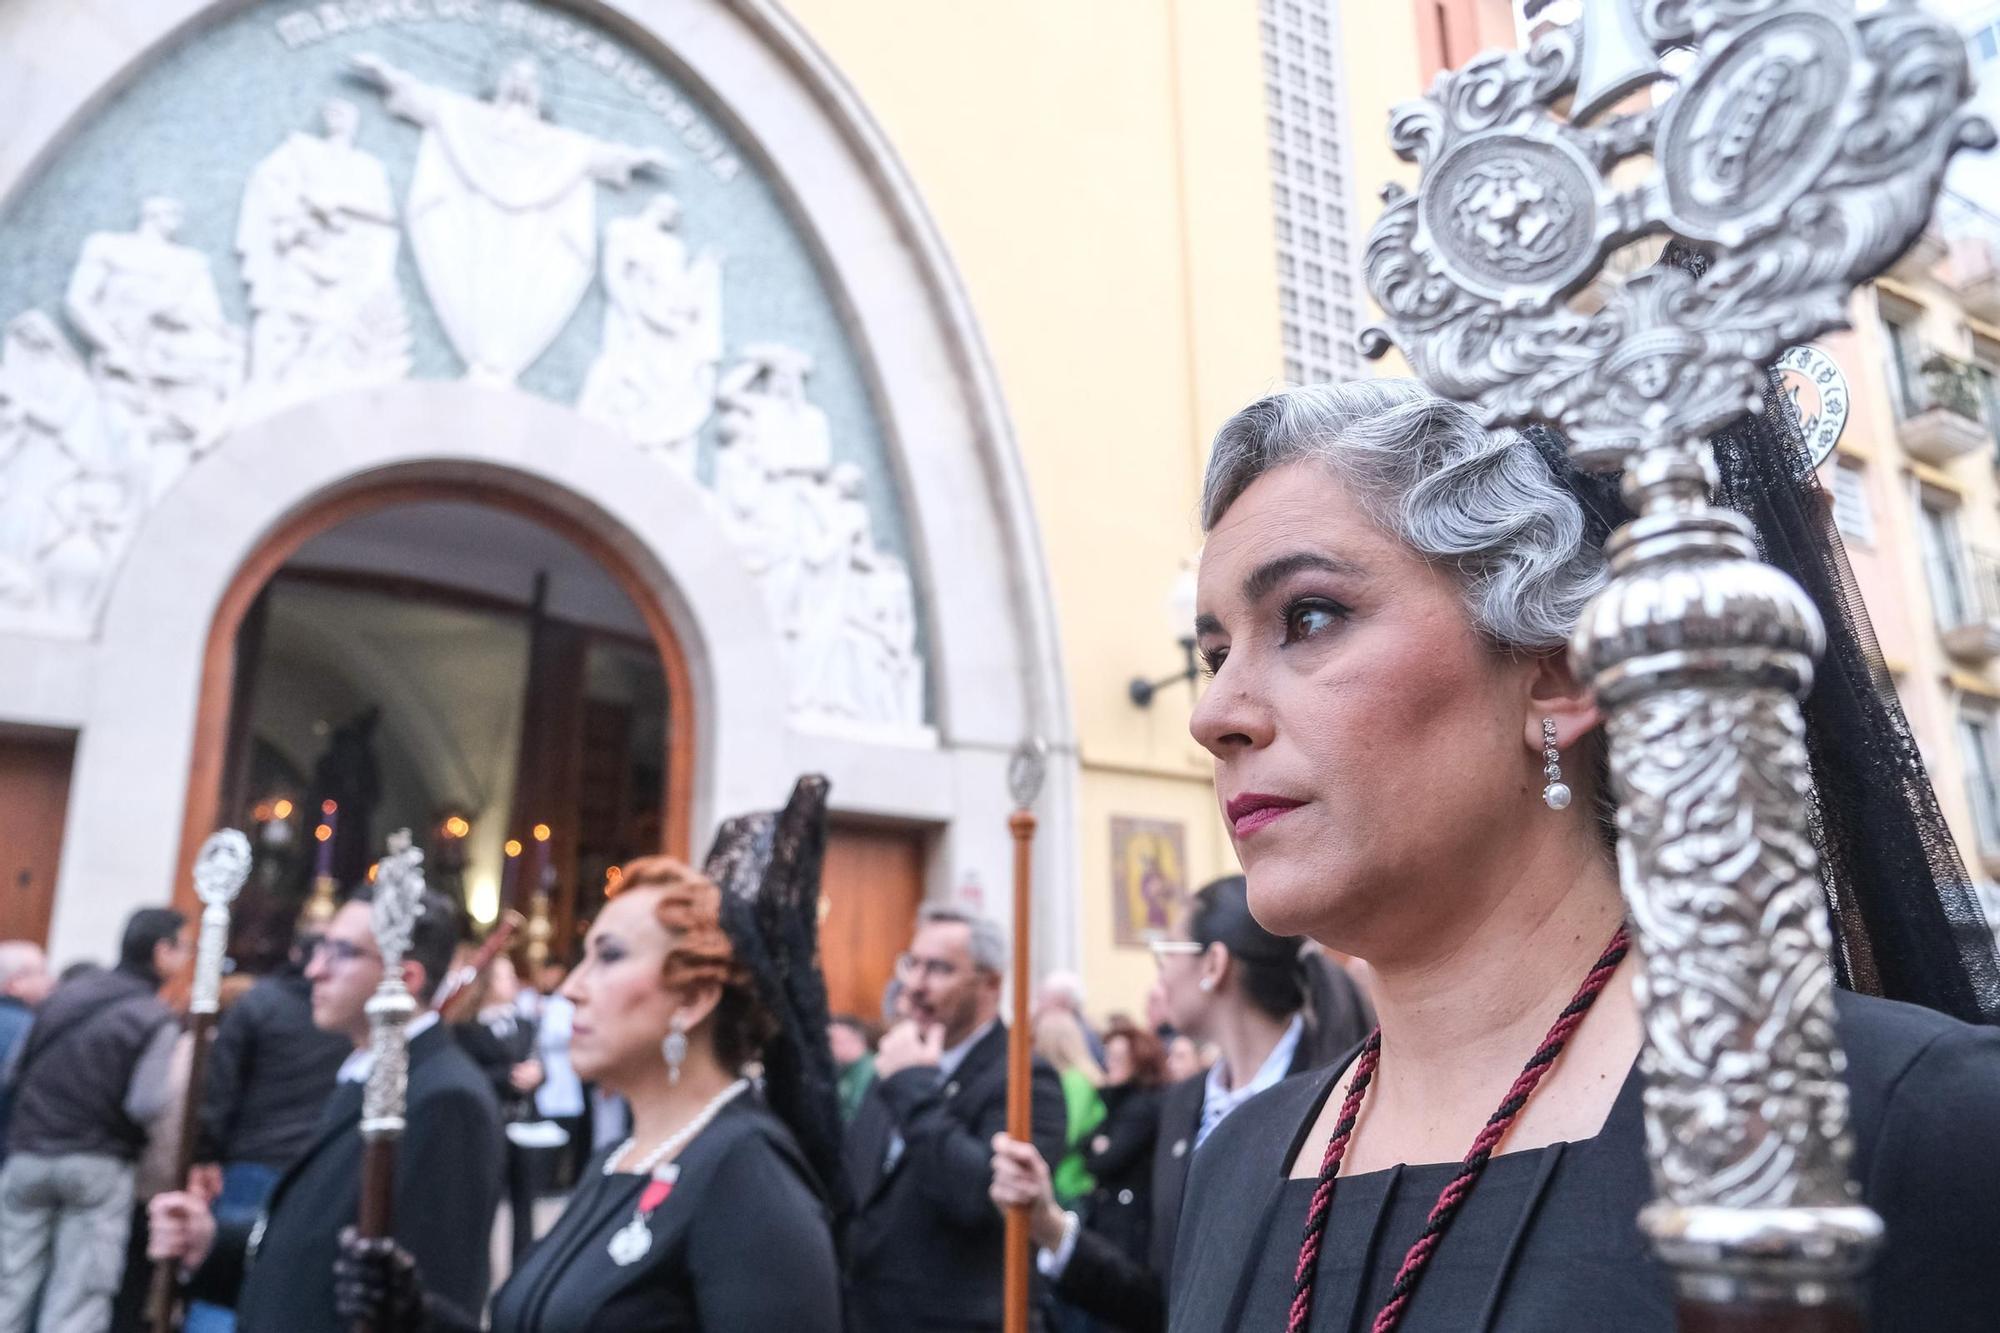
xmin=148 ymin=829 xmax=252 ymax=1333
xmin=354 ymin=830 xmax=426 ymax=1333
xmin=1359 ymin=0 xmax=1987 ymax=1322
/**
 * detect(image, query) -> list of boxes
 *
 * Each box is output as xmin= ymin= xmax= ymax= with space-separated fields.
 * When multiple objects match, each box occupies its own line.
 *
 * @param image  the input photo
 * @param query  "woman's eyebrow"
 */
xmin=1242 ymin=550 xmax=1365 ymax=603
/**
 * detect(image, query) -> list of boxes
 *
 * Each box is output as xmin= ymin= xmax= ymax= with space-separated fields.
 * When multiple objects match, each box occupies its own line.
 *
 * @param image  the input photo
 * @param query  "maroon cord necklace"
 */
xmin=1286 ymin=924 xmax=1630 ymax=1333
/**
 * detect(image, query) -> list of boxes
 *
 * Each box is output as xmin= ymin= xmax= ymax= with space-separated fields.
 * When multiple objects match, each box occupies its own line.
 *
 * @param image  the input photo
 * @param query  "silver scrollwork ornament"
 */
xmin=362 ymin=830 xmax=426 ymax=1139
xmin=1361 ymin=0 xmax=1987 ymax=1306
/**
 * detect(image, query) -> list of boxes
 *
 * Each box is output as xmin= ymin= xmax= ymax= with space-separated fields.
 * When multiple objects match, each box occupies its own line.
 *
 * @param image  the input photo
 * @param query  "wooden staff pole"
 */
xmin=1004 ymin=808 xmax=1035 ymax=1333
xmin=149 ymin=829 xmax=251 ymax=1333
xmin=1002 ymin=740 xmax=1046 ymax=1333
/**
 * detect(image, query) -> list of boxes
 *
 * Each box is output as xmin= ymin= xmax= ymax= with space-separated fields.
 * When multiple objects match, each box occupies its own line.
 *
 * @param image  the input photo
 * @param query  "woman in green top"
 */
xmin=828 ymin=1014 xmax=877 ymax=1125
xmin=1033 ymin=1008 xmax=1106 ymax=1207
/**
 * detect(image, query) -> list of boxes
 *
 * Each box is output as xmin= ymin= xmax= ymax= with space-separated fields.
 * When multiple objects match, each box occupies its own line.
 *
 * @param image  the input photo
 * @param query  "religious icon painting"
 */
xmin=1110 ymin=816 xmax=1188 ymax=949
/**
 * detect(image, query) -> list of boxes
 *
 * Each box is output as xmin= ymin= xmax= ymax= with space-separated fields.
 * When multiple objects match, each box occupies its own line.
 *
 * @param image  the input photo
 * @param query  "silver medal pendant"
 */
xmin=608 ymin=1214 xmax=653 ymax=1266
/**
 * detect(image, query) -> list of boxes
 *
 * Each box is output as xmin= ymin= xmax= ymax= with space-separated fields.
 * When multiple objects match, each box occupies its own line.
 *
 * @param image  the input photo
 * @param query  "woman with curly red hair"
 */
xmin=337 ymin=781 xmax=845 ymax=1332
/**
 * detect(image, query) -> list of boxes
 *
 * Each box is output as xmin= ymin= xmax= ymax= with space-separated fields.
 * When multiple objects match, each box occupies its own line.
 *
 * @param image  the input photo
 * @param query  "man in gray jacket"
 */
xmin=0 ymin=909 xmax=187 ymax=1333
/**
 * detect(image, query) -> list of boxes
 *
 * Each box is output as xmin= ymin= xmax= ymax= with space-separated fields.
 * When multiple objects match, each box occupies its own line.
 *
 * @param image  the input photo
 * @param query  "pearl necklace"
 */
xmin=602 ymin=1077 xmax=752 ymax=1267
xmin=603 ymin=1077 xmax=751 ymax=1178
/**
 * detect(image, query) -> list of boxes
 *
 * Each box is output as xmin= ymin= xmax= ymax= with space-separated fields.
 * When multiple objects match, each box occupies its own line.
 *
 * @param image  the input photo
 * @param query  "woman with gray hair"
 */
xmin=1167 ymin=378 xmax=2000 ymax=1331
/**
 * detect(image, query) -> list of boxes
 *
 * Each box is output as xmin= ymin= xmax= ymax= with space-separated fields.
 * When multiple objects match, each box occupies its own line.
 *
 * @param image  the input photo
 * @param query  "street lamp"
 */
xmin=1128 ymin=561 xmax=1201 ymax=708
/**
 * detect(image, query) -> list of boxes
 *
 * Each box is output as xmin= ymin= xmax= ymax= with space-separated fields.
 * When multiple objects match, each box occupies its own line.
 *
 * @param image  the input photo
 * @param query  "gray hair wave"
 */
xmin=1200 ymin=378 xmax=1606 ymax=651
xmin=918 ymin=903 xmax=1008 ymax=975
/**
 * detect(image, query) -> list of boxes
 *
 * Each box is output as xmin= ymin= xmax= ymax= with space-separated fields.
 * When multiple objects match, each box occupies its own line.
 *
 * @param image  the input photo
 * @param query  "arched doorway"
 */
xmin=176 ymin=476 xmax=696 ymax=971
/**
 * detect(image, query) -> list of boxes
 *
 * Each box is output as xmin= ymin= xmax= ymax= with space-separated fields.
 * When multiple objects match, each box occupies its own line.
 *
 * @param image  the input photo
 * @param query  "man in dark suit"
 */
xmin=844 ymin=905 xmax=1066 ymax=1332
xmin=988 ymin=874 xmax=1341 ymax=1332
xmin=148 ymin=889 xmax=502 ymax=1332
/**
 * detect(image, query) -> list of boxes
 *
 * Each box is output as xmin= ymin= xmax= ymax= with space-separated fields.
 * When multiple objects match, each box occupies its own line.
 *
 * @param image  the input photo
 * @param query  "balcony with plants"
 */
xmin=1897 ymin=350 xmax=1990 ymax=466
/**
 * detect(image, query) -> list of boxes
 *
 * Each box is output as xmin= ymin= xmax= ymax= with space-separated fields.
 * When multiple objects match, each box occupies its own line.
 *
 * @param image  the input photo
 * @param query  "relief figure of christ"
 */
xmin=350 ymin=53 xmax=670 ymax=384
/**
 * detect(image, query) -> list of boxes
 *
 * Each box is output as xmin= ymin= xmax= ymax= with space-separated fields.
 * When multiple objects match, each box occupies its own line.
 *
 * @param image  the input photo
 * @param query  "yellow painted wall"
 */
xmin=778 ymin=1 xmax=1290 ymax=1014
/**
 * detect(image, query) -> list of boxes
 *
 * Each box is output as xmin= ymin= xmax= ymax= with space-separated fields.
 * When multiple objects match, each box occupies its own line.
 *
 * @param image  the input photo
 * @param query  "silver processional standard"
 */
xmin=362 ymin=830 xmax=427 ymax=1142
xmin=1359 ymin=0 xmax=1987 ymax=1318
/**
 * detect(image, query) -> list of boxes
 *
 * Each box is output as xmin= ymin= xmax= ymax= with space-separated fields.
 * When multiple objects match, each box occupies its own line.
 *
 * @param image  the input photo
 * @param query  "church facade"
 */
xmin=0 ymin=0 xmax=1458 ymax=1010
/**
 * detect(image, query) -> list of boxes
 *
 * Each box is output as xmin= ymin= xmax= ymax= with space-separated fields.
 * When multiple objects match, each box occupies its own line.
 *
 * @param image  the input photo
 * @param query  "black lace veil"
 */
xmin=702 ymin=775 xmax=852 ymax=1217
xmin=1524 ymin=241 xmax=2000 ymax=1025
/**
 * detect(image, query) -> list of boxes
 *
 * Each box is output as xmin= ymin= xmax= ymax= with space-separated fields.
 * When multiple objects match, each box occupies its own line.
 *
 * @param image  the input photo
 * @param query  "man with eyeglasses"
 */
xmin=148 ymin=888 xmax=503 ymax=1333
xmin=843 ymin=904 xmax=1066 ymax=1332
xmin=178 ymin=935 xmax=350 ymax=1333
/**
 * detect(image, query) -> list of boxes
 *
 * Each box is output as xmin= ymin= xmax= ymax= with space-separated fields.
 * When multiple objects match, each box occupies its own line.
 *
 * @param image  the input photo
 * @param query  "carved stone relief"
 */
xmin=0 ymin=28 xmax=929 ymax=731
xmin=0 ymin=310 xmax=133 ymax=626
xmin=577 ymin=194 xmax=723 ymax=471
xmin=713 ymin=347 xmax=926 ymax=728
xmin=238 ymin=98 xmax=410 ymax=415
xmin=64 ymin=197 xmax=245 ymax=503
xmin=350 ymin=54 xmax=667 ymax=386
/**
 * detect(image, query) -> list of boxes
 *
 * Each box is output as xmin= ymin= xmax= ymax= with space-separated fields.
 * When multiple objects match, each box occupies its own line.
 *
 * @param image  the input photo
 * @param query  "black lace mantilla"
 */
xmin=702 ymin=775 xmax=853 ymax=1218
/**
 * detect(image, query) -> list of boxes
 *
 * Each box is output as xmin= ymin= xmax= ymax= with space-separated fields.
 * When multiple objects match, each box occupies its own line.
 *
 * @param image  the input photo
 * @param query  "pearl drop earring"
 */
xmin=662 ymin=1015 xmax=688 ymax=1084
xmin=1541 ymin=718 xmax=1572 ymax=811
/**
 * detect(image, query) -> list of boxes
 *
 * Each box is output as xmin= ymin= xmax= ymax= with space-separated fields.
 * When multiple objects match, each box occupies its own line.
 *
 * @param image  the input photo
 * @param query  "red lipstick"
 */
xmin=1225 ymin=792 xmax=1306 ymax=838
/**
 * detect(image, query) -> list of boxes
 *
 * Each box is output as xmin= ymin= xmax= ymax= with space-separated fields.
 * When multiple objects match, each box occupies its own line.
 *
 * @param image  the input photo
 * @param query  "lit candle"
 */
xmin=501 ymin=838 xmax=523 ymax=904
xmin=314 ymin=800 xmax=338 ymax=877
xmin=530 ymin=823 xmax=553 ymax=894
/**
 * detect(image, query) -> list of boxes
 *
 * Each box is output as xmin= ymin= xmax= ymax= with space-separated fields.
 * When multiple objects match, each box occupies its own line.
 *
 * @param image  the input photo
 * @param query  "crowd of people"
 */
xmin=0 ymin=850 xmax=1370 ymax=1333
xmin=0 ymin=377 xmax=1998 ymax=1331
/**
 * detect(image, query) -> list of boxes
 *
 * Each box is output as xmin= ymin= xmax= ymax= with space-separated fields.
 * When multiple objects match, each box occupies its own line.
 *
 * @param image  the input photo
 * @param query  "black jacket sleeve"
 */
xmin=875 ymin=1058 xmax=1067 ymax=1232
xmin=1056 ymin=1225 xmax=1164 ymax=1332
xmin=195 ymin=992 xmax=258 ymax=1163
xmin=685 ymin=1132 xmax=843 ymax=1331
xmin=394 ymin=1082 xmax=504 ymax=1317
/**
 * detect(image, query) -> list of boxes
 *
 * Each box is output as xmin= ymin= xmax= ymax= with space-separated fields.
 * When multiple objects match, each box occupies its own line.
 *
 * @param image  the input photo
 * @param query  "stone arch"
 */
xmin=65 ymin=384 xmax=779 ymax=956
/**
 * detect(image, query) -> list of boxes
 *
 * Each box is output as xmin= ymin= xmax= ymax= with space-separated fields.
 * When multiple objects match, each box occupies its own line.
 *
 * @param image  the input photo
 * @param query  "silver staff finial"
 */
xmin=362 ymin=830 xmax=427 ymax=1138
xmin=189 ymin=829 xmax=251 ymax=1016
xmin=1007 ymin=739 xmax=1048 ymax=810
xmin=370 ymin=831 xmax=426 ymax=972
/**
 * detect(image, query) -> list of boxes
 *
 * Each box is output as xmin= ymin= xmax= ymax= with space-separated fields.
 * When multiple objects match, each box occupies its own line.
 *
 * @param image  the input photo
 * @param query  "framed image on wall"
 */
xmin=1110 ymin=816 xmax=1188 ymax=948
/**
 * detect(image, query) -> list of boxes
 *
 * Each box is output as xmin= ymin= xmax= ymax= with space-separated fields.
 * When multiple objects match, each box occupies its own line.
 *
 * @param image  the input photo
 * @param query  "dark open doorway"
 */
xmin=215 ymin=500 xmax=672 ymax=971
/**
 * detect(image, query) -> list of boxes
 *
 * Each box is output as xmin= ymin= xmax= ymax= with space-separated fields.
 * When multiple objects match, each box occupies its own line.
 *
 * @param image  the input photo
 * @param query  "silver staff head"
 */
xmin=1007 ymin=738 xmax=1048 ymax=810
xmin=370 ymin=829 xmax=426 ymax=974
xmin=189 ymin=829 xmax=251 ymax=1016
xmin=1360 ymin=0 xmax=1990 ymax=470
xmin=362 ymin=830 xmax=427 ymax=1139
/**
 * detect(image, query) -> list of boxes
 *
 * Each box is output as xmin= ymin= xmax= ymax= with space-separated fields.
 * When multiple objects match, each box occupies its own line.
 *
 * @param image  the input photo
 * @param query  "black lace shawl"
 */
xmin=702 ymin=776 xmax=853 ymax=1219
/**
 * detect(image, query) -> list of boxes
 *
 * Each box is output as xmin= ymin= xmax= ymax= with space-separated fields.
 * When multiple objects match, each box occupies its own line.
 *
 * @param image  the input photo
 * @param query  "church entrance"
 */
xmin=207 ymin=493 xmax=682 ymax=973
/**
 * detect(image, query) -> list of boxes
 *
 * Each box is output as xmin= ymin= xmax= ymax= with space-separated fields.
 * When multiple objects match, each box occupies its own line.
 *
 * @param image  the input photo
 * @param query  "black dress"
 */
xmin=1169 ymin=991 xmax=2000 ymax=1332
xmin=486 ymin=1096 xmax=841 ymax=1333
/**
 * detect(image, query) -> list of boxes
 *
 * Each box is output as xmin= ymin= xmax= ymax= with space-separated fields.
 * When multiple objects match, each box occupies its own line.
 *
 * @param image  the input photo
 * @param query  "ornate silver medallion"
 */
xmin=608 ymin=1214 xmax=653 ymax=1266
xmin=1775 ymin=344 xmax=1850 ymax=471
